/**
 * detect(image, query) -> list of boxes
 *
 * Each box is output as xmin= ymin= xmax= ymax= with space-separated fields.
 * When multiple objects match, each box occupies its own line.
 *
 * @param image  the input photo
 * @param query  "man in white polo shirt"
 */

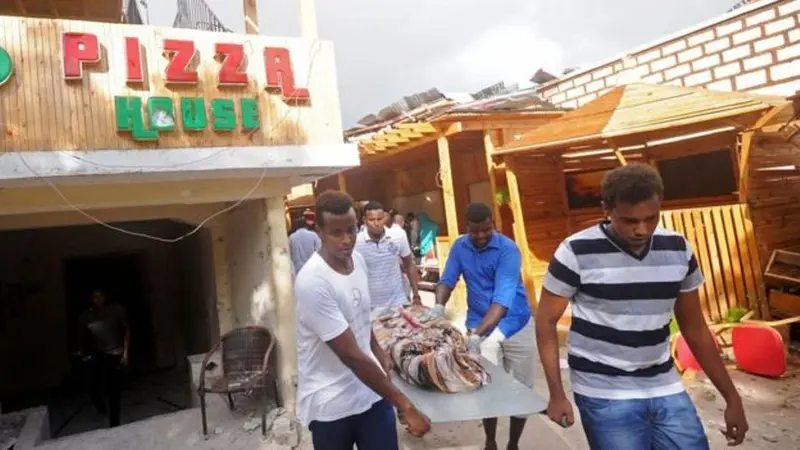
xmin=355 ymin=201 xmax=421 ymax=312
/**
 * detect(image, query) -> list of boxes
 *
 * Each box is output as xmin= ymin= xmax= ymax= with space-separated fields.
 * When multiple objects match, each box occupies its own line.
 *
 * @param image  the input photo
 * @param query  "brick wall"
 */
xmin=538 ymin=0 xmax=800 ymax=108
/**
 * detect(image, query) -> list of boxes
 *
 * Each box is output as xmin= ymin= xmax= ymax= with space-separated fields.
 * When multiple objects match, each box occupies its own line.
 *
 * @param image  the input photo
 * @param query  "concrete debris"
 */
xmin=242 ymin=418 xmax=261 ymax=432
xmin=762 ymin=434 xmax=780 ymax=443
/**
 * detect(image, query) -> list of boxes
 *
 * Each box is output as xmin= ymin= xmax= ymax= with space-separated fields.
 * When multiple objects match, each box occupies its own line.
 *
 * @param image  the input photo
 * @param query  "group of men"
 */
xmin=292 ymin=164 xmax=750 ymax=450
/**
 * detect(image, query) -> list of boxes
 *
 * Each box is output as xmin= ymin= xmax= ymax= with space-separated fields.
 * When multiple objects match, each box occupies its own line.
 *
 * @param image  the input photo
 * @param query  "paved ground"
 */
xmin=31 ymin=291 xmax=800 ymax=449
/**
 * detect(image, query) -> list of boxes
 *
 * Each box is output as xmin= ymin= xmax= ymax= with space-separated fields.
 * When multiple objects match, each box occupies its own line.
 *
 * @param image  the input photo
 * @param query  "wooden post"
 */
xmin=299 ymin=0 xmax=319 ymax=39
xmin=436 ymin=135 xmax=466 ymax=315
xmin=243 ymin=0 xmax=259 ymax=35
xmin=209 ymin=219 xmax=235 ymax=335
xmin=505 ymin=157 xmax=539 ymax=310
xmin=337 ymin=172 xmax=348 ymax=193
xmin=739 ymin=106 xmax=783 ymax=203
xmin=483 ymin=130 xmax=503 ymax=233
xmin=265 ymin=196 xmax=298 ymax=420
xmin=437 ymin=136 xmax=460 ymax=240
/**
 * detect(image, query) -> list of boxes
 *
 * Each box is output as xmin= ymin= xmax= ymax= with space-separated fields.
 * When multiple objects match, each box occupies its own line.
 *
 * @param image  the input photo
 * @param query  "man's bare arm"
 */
xmin=327 ymin=328 xmax=413 ymax=411
xmin=435 ymin=283 xmax=453 ymax=307
xmin=402 ymin=255 xmax=421 ymax=300
xmin=370 ymin=331 xmax=392 ymax=376
xmin=674 ymin=290 xmax=741 ymax=404
xmin=536 ymin=289 xmax=570 ymax=401
xmin=473 ymin=305 xmax=507 ymax=337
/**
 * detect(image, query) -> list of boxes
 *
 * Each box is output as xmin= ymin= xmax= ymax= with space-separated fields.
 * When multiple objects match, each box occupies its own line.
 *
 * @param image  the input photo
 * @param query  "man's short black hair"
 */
xmin=601 ymin=163 xmax=664 ymax=209
xmin=315 ymin=190 xmax=354 ymax=228
xmin=364 ymin=200 xmax=384 ymax=213
xmin=466 ymin=202 xmax=493 ymax=224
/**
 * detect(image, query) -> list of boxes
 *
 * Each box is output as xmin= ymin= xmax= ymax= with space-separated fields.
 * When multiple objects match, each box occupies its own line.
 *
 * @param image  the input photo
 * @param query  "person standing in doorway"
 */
xmin=78 ymin=289 xmax=130 ymax=428
xmin=294 ymin=190 xmax=430 ymax=450
xmin=537 ymin=164 xmax=748 ymax=449
xmin=290 ymin=209 xmax=321 ymax=276
xmin=355 ymin=201 xmax=422 ymax=312
xmin=430 ymin=202 xmax=535 ymax=450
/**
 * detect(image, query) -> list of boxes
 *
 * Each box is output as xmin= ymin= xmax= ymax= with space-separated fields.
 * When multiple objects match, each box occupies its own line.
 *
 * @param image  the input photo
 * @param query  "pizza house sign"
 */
xmin=58 ymin=32 xmax=311 ymax=141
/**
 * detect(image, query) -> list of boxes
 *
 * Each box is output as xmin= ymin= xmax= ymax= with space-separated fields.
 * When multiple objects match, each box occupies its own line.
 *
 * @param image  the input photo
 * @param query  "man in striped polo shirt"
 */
xmin=536 ymin=164 xmax=748 ymax=449
xmin=355 ymin=201 xmax=421 ymax=312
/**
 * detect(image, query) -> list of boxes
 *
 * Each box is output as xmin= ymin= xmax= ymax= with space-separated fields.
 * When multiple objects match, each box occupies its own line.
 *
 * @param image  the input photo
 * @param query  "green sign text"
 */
xmin=115 ymin=96 xmax=261 ymax=141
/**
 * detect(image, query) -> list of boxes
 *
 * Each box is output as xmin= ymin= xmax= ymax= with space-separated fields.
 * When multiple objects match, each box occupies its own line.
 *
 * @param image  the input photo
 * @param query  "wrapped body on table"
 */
xmin=372 ymin=305 xmax=491 ymax=393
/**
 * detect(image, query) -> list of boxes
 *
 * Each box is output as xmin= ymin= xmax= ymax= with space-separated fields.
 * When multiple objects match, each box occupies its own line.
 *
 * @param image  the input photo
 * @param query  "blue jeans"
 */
xmin=308 ymin=399 xmax=398 ymax=450
xmin=575 ymin=392 xmax=709 ymax=450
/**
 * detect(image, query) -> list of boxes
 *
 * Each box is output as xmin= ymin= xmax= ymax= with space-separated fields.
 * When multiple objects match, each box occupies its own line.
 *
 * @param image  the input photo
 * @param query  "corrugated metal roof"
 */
xmin=345 ymin=82 xmax=563 ymax=141
xmin=497 ymin=83 xmax=787 ymax=155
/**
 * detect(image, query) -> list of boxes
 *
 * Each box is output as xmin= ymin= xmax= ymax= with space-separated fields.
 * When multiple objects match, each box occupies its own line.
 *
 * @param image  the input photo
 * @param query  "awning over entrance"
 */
xmin=495 ymin=83 xmax=791 ymax=156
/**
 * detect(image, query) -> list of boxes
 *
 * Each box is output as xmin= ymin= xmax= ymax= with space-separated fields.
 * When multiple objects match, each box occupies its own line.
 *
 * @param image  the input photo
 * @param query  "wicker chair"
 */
xmin=198 ymin=326 xmax=280 ymax=437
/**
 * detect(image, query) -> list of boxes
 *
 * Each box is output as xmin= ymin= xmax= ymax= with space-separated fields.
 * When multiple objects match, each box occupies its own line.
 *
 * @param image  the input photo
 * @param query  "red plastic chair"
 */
xmin=732 ymin=316 xmax=800 ymax=378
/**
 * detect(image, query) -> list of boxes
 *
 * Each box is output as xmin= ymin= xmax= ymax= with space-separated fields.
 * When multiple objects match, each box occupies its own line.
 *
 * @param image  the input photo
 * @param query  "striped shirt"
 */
xmin=354 ymin=227 xmax=411 ymax=310
xmin=543 ymin=222 xmax=704 ymax=400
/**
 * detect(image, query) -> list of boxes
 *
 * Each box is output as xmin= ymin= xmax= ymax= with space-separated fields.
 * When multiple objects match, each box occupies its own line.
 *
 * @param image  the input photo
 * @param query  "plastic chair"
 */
xmin=732 ymin=316 xmax=800 ymax=377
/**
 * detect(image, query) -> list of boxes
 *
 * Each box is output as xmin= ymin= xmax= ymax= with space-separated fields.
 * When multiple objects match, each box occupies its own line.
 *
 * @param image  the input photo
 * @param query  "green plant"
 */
xmin=724 ymin=307 xmax=748 ymax=324
xmin=494 ymin=188 xmax=510 ymax=206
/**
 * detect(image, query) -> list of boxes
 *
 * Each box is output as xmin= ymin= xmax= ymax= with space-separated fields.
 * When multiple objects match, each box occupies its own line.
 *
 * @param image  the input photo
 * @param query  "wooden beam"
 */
xmin=13 ymin=0 xmax=26 ymax=14
xmin=609 ymin=139 xmax=628 ymax=166
xmin=739 ymin=106 xmax=785 ymax=202
xmin=556 ymin=156 xmax=574 ymax=234
xmin=395 ymin=122 xmax=437 ymax=134
xmin=48 ymin=0 xmax=59 ymax=17
xmin=437 ymin=135 xmax=460 ymax=240
xmin=360 ymin=122 xmax=462 ymax=162
xmin=337 ymin=172 xmax=348 ymax=193
xmin=505 ymin=156 xmax=539 ymax=311
xmin=483 ymin=129 xmax=503 ymax=233
xmin=243 ymin=0 xmax=259 ymax=35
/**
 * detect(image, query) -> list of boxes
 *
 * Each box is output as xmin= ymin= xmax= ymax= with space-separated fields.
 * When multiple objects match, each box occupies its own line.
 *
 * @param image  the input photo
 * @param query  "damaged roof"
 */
xmin=345 ymin=80 xmax=565 ymax=141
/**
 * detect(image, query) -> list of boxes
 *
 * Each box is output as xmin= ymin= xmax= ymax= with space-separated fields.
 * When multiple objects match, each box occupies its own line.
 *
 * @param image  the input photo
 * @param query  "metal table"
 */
xmin=391 ymin=358 xmax=547 ymax=423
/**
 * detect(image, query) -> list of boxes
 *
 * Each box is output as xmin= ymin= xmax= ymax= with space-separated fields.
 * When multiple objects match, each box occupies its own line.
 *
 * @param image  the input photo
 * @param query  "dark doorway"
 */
xmin=62 ymin=253 xmax=156 ymax=373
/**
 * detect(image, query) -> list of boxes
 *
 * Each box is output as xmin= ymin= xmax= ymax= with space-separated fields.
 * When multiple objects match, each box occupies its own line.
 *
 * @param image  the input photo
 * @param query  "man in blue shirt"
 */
xmin=432 ymin=202 xmax=535 ymax=450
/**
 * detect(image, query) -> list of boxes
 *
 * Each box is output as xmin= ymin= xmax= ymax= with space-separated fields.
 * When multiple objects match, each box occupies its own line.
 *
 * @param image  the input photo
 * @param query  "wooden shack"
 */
xmin=495 ymin=83 xmax=797 ymax=322
xmin=316 ymin=90 xmax=566 ymax=315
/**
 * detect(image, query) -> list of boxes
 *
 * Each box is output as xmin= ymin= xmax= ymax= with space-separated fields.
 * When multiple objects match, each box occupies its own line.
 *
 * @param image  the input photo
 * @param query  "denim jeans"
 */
xmin=308 ymin=399 xmax=398 ymax=450
xmin=574 ymin=392 xmax=709 ymax=450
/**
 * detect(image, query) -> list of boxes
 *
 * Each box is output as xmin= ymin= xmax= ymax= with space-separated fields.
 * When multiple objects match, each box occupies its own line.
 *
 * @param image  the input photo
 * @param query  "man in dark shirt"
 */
xmin=78 ymin=289 xmax=130 ymax=428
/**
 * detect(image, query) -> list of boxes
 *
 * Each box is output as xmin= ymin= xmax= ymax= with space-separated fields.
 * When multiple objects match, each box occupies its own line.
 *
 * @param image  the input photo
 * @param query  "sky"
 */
xmin=144 ymin=0 xmax=739 ymax=127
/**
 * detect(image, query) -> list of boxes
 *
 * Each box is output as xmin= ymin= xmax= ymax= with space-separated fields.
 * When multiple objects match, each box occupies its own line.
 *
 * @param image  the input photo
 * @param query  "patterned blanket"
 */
xmin=372 ymin=305 xmax=490 ymax=393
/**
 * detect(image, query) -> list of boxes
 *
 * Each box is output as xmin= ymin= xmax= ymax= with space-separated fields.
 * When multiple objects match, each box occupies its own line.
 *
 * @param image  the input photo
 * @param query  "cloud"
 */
xmin=430 ymin=25 xmax=566 ymax=92
xmin=147 ymin=0 xmax=737 ymax=126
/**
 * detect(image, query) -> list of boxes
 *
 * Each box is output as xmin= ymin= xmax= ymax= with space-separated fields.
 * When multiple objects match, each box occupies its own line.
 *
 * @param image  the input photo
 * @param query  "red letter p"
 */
xmin=63 ymin=32 xmax=100 ymax=80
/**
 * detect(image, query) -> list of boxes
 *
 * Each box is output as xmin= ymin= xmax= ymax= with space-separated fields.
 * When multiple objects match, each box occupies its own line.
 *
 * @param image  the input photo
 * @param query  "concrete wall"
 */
xmin=538 ymin=0 xmax=800 ymax=108
xmin=0 ymin=220 xmax=215 ymax=396
xmin=224 ymin=200 xmax=277 ymax=330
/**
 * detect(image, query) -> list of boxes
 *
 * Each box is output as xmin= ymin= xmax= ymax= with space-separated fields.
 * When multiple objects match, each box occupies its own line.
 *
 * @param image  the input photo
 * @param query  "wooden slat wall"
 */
xmin=515 ymin=155 xmax=570 ymax=280
xmin=660 ymin=204 xmax=764 ymax=322
xmin=435 ymin=236 xmax=467 ymax=312
xmin=0 ymin=16 xmax=342 ymax=151
xmin=747 ymin=132 xmax=800 ymax=264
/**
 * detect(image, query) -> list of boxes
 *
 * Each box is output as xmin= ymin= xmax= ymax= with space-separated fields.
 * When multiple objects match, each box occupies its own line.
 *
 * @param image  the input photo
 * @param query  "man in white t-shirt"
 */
xmin=294 ymin=190 xmax=431 ymax=449
xmin=355 ymin=201 xmax=421 ymax=313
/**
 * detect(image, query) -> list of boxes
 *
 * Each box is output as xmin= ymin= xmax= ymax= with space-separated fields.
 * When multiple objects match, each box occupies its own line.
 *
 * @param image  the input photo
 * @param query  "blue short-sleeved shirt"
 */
xmin=438 ymin=233 xmax=532 ymax=338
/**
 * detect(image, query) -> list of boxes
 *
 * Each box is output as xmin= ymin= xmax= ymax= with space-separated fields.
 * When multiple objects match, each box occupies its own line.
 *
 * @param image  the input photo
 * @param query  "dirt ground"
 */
xmin=688 ymin=370 xmax=800 ymax=449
